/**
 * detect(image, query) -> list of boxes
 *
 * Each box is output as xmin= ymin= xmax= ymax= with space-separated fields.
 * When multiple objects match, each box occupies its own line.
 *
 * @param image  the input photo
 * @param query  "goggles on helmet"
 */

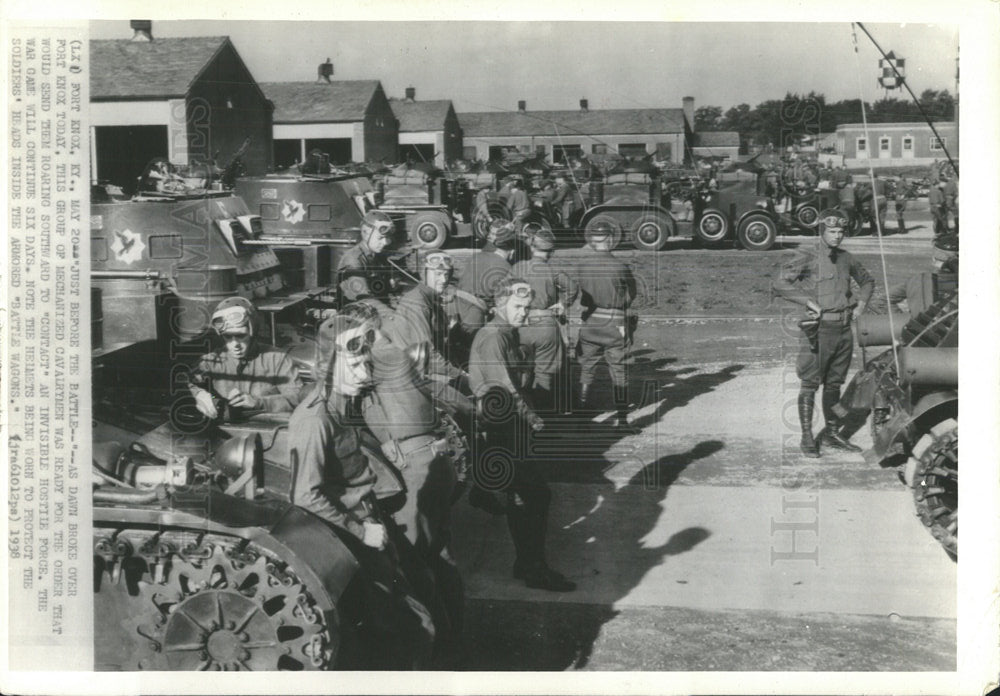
xmin=424 ymin=252 xmax=454 ymax=271
xmin=211 ymin=305 xmax=252 ymax=335
xmin=366 ymin=221 xmax=394 ymax=239
xmin=509 ymin=282 xmax=533 ymax=298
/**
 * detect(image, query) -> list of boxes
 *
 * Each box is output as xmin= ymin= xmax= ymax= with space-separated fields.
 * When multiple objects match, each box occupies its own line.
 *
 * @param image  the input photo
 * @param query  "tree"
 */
xmin=694 ymin=105 xmax=723 ymax=131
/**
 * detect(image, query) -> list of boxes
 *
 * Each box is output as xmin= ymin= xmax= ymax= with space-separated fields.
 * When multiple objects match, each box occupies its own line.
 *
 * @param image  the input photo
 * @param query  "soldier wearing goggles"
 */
xmin=468 ymin=278 xmax=576 ymax=593
xmin=336 ymin=210 xmax=398 ymax=307
xmin=188 ymin=297 xmax=303 ymax=421
xmin=774 ymin=208 xmax=875 ymax=457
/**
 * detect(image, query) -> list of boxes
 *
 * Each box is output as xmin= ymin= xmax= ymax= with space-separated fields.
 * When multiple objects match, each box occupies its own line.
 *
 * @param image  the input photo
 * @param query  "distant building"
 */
xmin=834 ymin=121 xmax=957 ymax=168
xmin=458 ymin=97 xmax=695 ymax=164
xmin=90 ymin=22 xmax=273 ymax=191
xmin=262 ymin=77 xmax=398 ymax=167
xmin=389 ymin=88 xmax=462 ymax=166
xmin=690 ymin=131 xmax=740 ymax=161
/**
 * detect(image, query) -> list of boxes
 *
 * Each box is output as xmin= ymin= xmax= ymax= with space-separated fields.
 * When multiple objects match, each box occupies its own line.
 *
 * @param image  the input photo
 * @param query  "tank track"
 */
xmin=94 ymin=527 xmax=336 ymax=670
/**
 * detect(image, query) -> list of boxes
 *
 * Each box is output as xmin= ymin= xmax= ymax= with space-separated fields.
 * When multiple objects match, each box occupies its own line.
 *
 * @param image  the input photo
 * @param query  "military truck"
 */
xmin=841 ymin=282 xmax=958 ymax=557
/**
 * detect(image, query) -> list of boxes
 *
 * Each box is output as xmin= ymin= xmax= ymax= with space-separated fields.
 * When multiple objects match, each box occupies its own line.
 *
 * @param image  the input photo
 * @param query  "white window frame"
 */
xmin=902 ymin=136 xmax=914 ymax=151
xmin=930 ymin=136 xmax=947 ymax=151
xmin=856 ymin=137 xmax=868 ymax=154
xmin=879 ymin=136 xmax=891 ymax=152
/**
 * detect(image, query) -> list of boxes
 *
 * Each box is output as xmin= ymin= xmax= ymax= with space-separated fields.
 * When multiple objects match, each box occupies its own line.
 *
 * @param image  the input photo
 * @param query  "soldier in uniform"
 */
xmin=573 ymin=222 xmax=638 ymax=428
xmin=773 ymin=208 xmax=875 ymax=457
xmin=469 ymin=278 xmax=576 ymax=592
xmin=506 ymin=177 xmax=532 ymax=233
xmin=383 ymin=251 xmax=466 ymax=384
xmin=189 ymin=297 xmax=303 ymax=421
xmin=928 ymin=179 xmax=948 ymax=237
xmin=338 ymin=302 xmax=466 ymax=652
xmin=511 ymin=228 xmax=577 ymax=411
xmin=892 ymin=178 xmax=908 ymax=234
xmin=453 ymin=221 xmax=516 ymax=334
xmin=337 ymin=210 xmax=397 ymax=308
xmin=288 ymin=314 xmax=436 ymax=668
xmin=942 ymin=176 xmax=958 ymax=233
xmin=551 ymin=172 xmax=582 ymax=228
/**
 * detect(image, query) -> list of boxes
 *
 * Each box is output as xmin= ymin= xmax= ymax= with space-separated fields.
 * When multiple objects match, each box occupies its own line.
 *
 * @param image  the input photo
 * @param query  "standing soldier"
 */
xmin=573 ymin=222 xmax=638 ymax=428
xmin=453 ymin=221 xmax=516 ymax=334
xmin=511 ymin=229 xmax=577 ymax=411
xmin=551 ymin=172 xmax=581 ymax=228
xmin=892 ymin=178 xmax=908 ymax=234
xmin=288 ymin=314 xmax=436 ymax=668
xmin=337 ymin=210 xmax=397 ymax=308
xmin=506 ymin=178 xmax=532 ymax=233
xmin=928 ymin=179 xmax=948 ymax=237
xmin=773 ymin=208 xmax=875 ymax=457
xmin=469 ymin=278 xmax=576 ymax=592
xmin=384 ymin=251 xmax=466 ymax=384
xmin=189 ymin=297 xmax=303 ymax=421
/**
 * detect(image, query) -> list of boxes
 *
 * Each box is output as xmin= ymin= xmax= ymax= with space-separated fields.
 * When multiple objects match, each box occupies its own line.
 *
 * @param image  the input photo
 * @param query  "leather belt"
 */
xmin=819 ymin=308 xmax=852 ymax=324
xmin=588 ymin=307 xmax=627 ymax=320
xmin=381 ymin=433 xmax=448 ymax=466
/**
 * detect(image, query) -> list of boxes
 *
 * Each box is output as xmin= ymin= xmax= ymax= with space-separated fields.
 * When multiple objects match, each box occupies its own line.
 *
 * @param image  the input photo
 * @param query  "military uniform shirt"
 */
xmin=573 ymin=246 xmax=637 ymax=311
xmin=774 ymin=246 xmax=875 ymax=312
xmin=468 ymin=317 xmax=537 ymax=423
xmin=512 ymin=257 xmax=577 ymax=310
xmin=288 ymin=390 xmax=377 ymax=540
xmin=384 ymin=283 xmax=461 ymax=380
xmin=190 ymin=343 xmax=302 ymax=414
xmin=362 ymin=342 xmax=440 ymax=443
xmin=455 ymin=250 xmax=512 ymax=303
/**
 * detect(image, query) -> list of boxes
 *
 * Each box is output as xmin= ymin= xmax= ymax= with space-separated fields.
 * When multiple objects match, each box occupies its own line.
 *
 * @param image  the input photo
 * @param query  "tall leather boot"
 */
xmin=819 ymin=386 xmax=861 ymax=452
xmin=575 ymin=383 xmax=591 ymax=413
xmin=798 ymin=390 xmax=820 ymax=458
xmin=613 ymin=384 xmax=632 ymax=429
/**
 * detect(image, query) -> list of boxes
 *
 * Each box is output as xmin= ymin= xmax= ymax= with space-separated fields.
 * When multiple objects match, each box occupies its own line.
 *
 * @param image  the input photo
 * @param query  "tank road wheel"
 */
xmin=408 ymin=211 xmax=450 ymax=250
xmin=95 ymin=535 xmax=337 ymax=671
xmin=694 ymin=209 xmax=729 ymax=246
xmin=631 ymin=211 xmax=673 ymax=252
xmin=584 ymin=214 xmax=624 ymax=250
xmin=737 ymin=213 xmax=777 ymax=251
xmin=910 ymin=418 xmax=958 ymax=558
xmin=795 ymin=204 xmax=819 ymax=229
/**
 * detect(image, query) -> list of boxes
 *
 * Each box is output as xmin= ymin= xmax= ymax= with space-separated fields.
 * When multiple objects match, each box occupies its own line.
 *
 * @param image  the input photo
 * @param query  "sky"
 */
xmin=89 ymin=20 xmax=958 ymax=116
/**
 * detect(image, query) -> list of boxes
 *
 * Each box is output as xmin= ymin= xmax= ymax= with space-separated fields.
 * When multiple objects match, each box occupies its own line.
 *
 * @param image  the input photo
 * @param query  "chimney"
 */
xmin=405 ymin=86 xmax=416 ymax=102
xmin=129 ymin=20 xmax=152 ymax=42
xmin=518 ymin=100 xmax=526 ymax=112
xmin=317 ymin=58 xmax=334 ymax=83
xmin=580 ymin=98 xmax=589 ymax=112
xmin=682 ymin=96 xmax=695 ymax=132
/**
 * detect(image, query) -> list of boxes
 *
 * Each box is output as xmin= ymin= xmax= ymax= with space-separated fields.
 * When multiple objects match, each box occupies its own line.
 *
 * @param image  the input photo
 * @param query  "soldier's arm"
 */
xmin=477 ymin=333 xmax=540 ymax=426
xmin=400 ymin=296 xmax=463 ymax=380
xmin=772 ymin=251 xmax=814 ymax=308
xmin=289 ymin=415 xmax=365 ymax=540
xmin=624 ymin=263 xmax=638 ymax=306
xmin=554 ymin=262 xmax=579 ymax=307
xmin=258 ymin=351 xmax=304 ymax=413
xmin=850 ymin=257 xmax=876 ymax=309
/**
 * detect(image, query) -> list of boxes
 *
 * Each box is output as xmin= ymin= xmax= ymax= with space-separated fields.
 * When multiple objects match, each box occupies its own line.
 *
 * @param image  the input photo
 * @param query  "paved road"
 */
xmin=450 ymin=322 xmax=956 ymax=671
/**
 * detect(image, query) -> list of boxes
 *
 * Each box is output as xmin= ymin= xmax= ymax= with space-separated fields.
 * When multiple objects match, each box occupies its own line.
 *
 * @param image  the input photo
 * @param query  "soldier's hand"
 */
xmin=806 ymin=301 xmax=821 ymax=319
xmin=852 ymin=304 xmax=866 ymax=321
xmin=550 ymin=302 xmax=566 ymax=317
xmin=194 ymin=390 xmax=219 ymax=419
xmin=529 ymin=414 xmax=545 ymax=432
xmin=228 ymin=390 xmax=262 ymax=410
xmin=362 ymin=521 xmax=388 ymax=549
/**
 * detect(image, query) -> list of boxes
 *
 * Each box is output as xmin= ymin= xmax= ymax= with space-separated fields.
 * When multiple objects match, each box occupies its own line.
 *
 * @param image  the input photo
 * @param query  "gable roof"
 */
xmin=262 ymin=80 xmax=381 ymax=123
xmin=458 ymin=108 xmax=686 ymax=138
xmin=693 ymin=131 xmax=740 ymax=148
xmin=388 ymin=99 xmax=453 ymax=132
xmin=91 ymin=36 xmax=230 ymax=100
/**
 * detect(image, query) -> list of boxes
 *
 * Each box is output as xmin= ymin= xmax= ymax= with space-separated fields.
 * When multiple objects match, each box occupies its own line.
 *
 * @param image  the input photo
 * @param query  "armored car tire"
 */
xmin=694 ymin=209 xmax=729 ymax=246
xmin=630 ymin=211 xmax=673 ymax=251
xmin=910 ymin=418 xmax=958 ymax=558
xmin=795 ymin=204 xmax=819 ymax=229
xmin=583 ymin=213 xmax=624 ymax=250
xmin=408 ymin=211 xmax=451 ymax=250
xmin=736 ymin=213 xmax=777 ymax=251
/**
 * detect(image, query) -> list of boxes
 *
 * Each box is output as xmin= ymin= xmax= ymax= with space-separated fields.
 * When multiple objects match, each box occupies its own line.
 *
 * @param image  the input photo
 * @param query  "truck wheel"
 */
xmin=631 ymin=211 xmax=673 ymax=251
xmin=737 ymin=213 xmax=777 ymax=251
xmin=910 ymin=418 xmax=958 ymax=558
xmin=521 ymin=216 xmax=552 ymax=241
xmin=694 ymin=209 xmax=729 ymax=246
xmin=408 ymin=211 xmax=450 ymax=250
xmin=583 ymin=214 xmax=623 ymax=250
xmin=796 ymin=204 xmax=819 ymax=229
